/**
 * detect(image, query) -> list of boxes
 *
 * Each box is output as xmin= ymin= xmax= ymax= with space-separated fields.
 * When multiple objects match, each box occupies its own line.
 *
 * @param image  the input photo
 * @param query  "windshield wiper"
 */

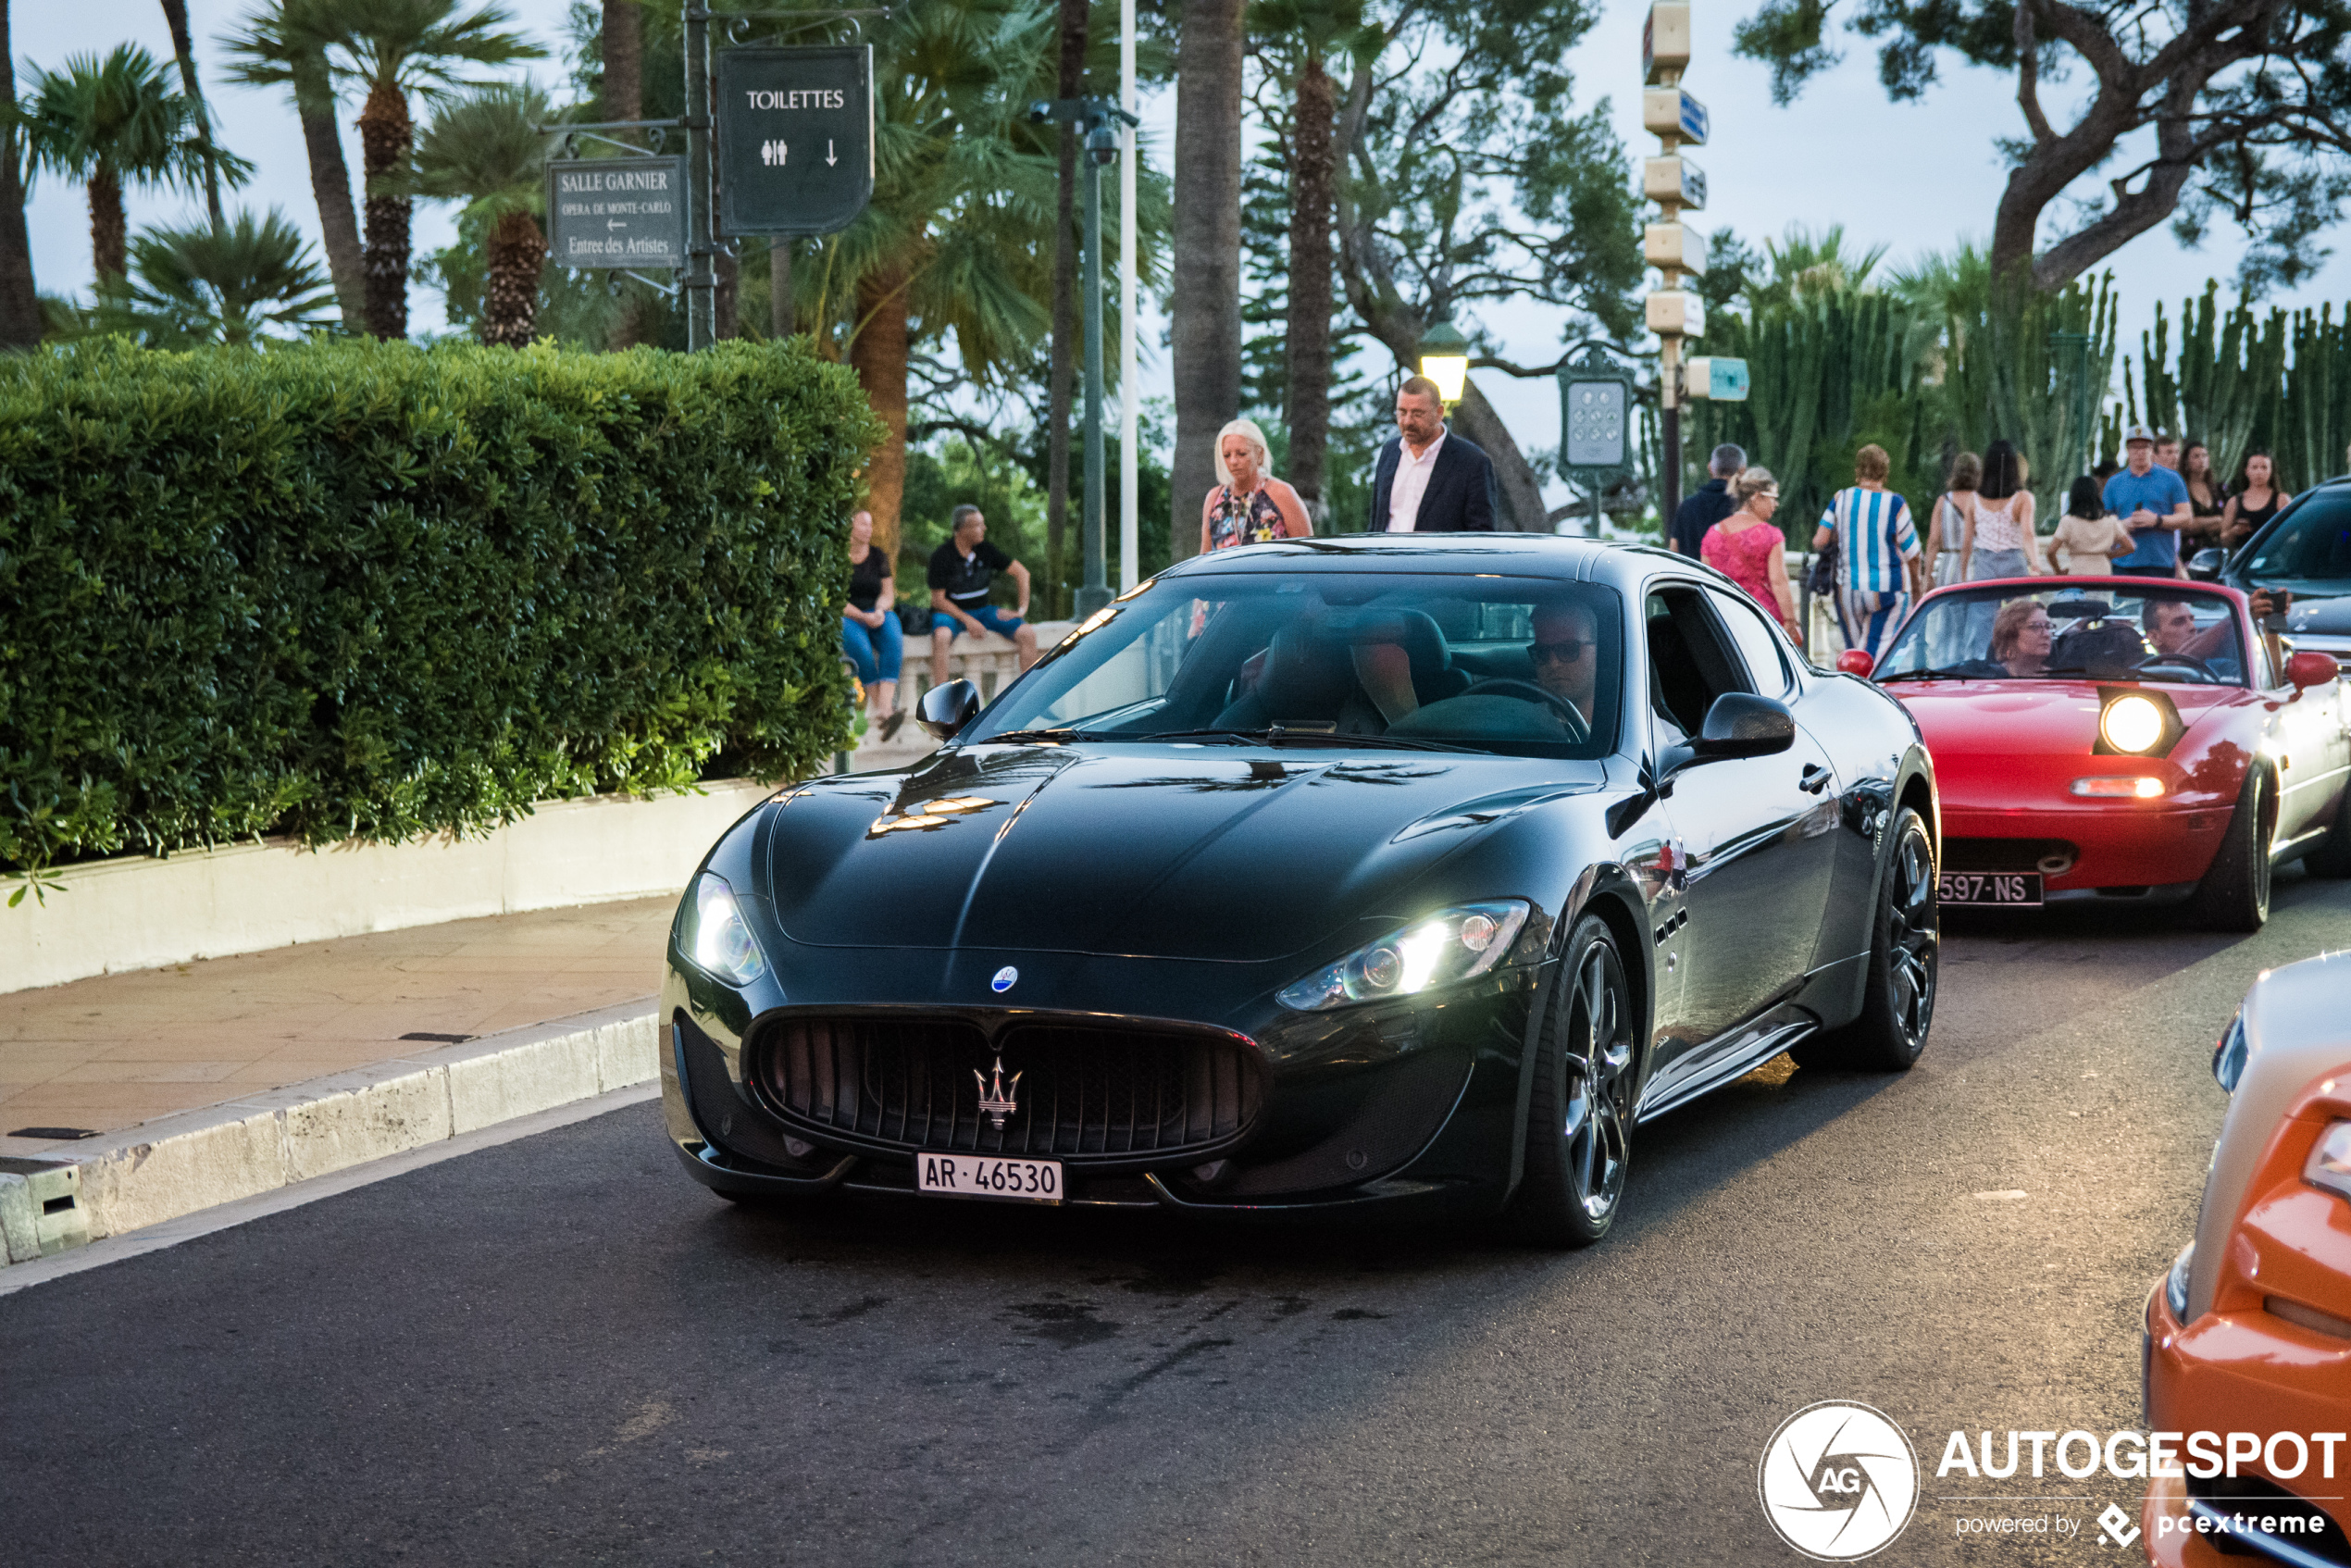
xmin=979 ymin=727 xmax=1100 ymax=744
xmin=1880 ymin=666 xmax=1984 ymax=681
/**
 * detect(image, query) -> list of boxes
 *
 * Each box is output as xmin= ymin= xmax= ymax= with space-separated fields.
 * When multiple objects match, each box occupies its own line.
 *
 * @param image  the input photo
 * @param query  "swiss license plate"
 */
xmin=915 ymin=1152 xmax=1064 ymax=1205
xmin=1937 ymin=871 xmax=2044 ymax=907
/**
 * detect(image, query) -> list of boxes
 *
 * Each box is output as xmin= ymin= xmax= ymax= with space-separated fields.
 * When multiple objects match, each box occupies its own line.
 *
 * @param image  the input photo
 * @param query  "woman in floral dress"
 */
xmin=1199 ymin=418 xmax=1313 ymax=554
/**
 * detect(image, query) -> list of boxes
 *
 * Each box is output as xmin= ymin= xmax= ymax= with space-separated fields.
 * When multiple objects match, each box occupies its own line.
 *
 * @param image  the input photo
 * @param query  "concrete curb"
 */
xmin=0 ymin=999 xmax=659 ymax=1263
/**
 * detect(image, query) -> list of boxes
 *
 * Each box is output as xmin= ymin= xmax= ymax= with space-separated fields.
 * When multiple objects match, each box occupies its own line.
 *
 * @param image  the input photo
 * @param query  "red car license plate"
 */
xmin=1937 ymin=872 xmax=2042 ymax=907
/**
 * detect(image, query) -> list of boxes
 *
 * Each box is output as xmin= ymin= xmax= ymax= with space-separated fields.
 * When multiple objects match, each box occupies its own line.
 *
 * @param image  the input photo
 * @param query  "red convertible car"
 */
xmin=1850 ymin=578 xmax=2351 ymax=928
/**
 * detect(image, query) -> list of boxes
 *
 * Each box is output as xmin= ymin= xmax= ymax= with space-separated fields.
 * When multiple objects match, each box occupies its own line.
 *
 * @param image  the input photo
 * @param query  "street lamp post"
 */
xmin=1034 ymin=96 xmax=1137 ymax=617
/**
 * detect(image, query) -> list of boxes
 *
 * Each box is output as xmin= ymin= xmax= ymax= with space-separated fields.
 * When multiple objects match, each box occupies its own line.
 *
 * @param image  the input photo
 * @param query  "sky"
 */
xmin=22 ymin=1 xmax=2351 ymax=516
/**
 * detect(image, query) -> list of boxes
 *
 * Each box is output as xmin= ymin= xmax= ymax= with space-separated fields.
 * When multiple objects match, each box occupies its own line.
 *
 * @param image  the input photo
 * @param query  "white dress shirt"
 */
xmin=1387 ymin=431 xmax=1446 ymax=532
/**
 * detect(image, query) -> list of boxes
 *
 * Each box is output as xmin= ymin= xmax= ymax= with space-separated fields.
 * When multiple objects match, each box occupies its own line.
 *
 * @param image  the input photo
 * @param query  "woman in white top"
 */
xmin=1925 ymin=452 xmax=1980 ymax=590
xmin=2050 ymin=475 xmax=2135 ymax=574
xmin=1962 ymin=441 xmax=2049 ymax=580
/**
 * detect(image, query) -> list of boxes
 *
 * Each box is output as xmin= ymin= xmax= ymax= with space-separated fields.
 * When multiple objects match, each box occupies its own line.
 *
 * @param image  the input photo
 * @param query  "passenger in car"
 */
xmin=1530 ymin=600 xmax=1602 ymax=728
xmin=1959 ymin=599 xmax=2053 ymax=678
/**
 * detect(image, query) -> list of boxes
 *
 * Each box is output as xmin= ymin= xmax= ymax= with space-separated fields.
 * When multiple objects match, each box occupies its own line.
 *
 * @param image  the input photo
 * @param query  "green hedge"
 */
xmin=0 ymin=336 xmax=879 ymax=878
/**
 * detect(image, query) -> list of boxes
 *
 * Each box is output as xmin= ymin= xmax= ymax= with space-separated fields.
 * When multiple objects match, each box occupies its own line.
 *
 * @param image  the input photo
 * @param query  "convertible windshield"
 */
xmin=963 ymin=571 xmax=1623 ymax=759
xmin=2240 ymin=492 xmax=2351 ymax=597
xmin=1875 ymin=585 xmax=2248 ymax=686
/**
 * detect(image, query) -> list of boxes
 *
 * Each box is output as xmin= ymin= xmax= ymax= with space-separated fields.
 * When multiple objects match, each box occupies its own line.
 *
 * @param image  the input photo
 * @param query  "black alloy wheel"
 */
xmin=2189 ymin=767 xmax=2274 ymax=931
xmin=1512 ymin=915 xmax=1636 ymax=1247
xmin=1795 ymin=806 xmax=1938 ymax=1072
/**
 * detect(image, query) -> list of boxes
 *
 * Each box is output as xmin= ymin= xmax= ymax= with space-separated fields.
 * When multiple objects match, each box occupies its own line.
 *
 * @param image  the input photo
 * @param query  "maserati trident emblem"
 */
xmin=990 ymin=964 xmax=1018 ymax=993
xmin=976 ymin=1056 xmax=1022 ymax=1129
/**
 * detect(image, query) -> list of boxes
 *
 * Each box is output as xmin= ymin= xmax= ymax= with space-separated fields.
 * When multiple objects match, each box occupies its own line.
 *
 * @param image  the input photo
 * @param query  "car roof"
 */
xmin=1152 ymin=534 xmax=1681 ymax=589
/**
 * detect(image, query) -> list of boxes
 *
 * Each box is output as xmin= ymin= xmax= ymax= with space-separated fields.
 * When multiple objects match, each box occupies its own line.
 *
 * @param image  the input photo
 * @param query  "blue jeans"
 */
xmin=935 ymin=602 xmax=1026 ymax=641
xmin=841 ymin=612 xmax=902 ymax=682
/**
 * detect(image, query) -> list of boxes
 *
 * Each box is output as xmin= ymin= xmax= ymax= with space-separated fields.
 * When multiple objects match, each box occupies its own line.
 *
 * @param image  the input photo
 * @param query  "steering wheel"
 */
xmin=2133 ymin=653 xmax=2213 ymax=682
xmin=1460 ymin=678 xmax=1590 ymax=740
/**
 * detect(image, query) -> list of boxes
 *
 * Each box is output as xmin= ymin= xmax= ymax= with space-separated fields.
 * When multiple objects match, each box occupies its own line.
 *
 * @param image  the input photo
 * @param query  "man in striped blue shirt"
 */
xmin=1810 ymin=444 xmax=1924 ymax=664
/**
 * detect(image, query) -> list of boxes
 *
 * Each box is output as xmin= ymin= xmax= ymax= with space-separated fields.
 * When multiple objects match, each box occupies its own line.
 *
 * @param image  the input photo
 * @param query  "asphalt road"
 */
xmin=6 ymin=873 xmax=2351 ymax=1568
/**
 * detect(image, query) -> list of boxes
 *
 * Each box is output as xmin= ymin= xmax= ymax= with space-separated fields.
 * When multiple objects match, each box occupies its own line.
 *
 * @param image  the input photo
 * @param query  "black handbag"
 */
xmin=1804 ymin=531 xmax=1839 ymax=599
xmin=894 ymin=603 xmax=932 ymax=635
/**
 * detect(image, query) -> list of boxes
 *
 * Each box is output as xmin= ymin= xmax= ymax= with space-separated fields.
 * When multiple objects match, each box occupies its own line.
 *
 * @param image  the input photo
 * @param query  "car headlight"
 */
xmin=2100 ymin=693 xmax=2167 ymax=753
xmin=681 ymin=872 xmax=768 ymax=987
xmin=2166 ymin=1240 xmax=2195 ymax=1322
xmin=2305 ymin=1121 xmax=2351 ymax=1202
xmin=1277 ymin=901 xmax=1531 ymax=1011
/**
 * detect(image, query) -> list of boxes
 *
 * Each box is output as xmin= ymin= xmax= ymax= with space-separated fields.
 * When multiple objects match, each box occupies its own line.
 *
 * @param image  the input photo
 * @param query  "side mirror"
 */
xmin=2286 ymin=651 xmax=2337 ymax=691
xmin=916 ymin=678 xmax=982 ymax=740
xmin=1835 ymin=650 xmax=1875 ymax=678
xmin=2186 ymin=548 xmax=2225 ymax=581
xmin=1692 ymin=692 xmax=1797 ymax=759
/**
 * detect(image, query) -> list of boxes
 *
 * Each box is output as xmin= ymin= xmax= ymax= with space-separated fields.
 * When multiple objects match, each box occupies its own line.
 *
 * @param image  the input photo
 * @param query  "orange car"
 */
xmin=2145 ymin=950 xmax=2351 ymax=1565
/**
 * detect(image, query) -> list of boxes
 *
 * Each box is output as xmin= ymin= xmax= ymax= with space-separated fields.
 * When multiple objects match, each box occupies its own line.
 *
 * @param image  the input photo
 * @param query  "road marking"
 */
xmin=0 ymin=1081 xmax=658 ymax=1298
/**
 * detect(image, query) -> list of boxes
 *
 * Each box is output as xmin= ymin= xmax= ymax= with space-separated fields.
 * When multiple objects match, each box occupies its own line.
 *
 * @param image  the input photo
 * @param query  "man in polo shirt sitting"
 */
xmin=2103 ymin=425 xmax=2194 ymax=579
xmin=928 ymin=504 xmax=1039 ymax=689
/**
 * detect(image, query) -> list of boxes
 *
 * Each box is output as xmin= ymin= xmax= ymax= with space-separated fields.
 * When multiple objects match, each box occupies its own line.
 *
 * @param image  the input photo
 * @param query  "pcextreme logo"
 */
xmin=1759 ymin=1400 xmax=1922 ymax=1561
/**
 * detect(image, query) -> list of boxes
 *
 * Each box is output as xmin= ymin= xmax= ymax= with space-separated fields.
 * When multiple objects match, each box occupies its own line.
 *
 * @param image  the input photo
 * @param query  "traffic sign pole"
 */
xmin=684 ymin=3 xmax=716 ymax=350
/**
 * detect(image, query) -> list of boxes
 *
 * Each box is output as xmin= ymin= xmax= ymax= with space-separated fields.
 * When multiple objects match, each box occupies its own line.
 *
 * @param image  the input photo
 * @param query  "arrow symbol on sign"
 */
xmin=606 ymin=218 xmax=623 ymax=231
xmin=826 ymin=139 xmax=837 ymax=167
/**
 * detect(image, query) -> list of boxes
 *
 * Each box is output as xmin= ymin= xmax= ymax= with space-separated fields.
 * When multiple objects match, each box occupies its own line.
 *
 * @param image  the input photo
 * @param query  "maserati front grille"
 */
xmin=754 ymin=1014 xmax=1263 ymax=1163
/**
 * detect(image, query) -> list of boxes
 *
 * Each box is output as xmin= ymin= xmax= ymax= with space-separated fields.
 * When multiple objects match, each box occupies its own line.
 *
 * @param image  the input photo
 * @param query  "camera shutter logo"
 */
xmin=1757 ymin=1400 xmax=1919 ymax=1560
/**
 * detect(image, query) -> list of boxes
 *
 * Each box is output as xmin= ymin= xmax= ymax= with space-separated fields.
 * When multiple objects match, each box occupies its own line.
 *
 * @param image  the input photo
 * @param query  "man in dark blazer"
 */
xmin=1367 ymin=376 xmax=1499 ymax=532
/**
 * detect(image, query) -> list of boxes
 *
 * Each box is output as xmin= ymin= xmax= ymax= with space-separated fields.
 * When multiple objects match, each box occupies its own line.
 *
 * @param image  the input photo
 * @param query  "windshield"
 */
xmin=1875 ymin=584 xmax=2248 ymax=686
xmin=2239 ymin=492 xmax=2351 ymax=597
xmin=964 ymin=571 xmax=1624 ymax=759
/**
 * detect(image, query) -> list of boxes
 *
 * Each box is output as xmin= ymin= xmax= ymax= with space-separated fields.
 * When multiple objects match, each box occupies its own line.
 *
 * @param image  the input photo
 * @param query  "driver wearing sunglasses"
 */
xmin=1529 ymin=601 xmax=1601 ymax=727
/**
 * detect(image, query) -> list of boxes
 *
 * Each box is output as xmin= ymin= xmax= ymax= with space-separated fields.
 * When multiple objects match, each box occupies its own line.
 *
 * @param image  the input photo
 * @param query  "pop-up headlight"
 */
xmin=1277 ymin=901 xmax=1531 ymax=1012
xmin=681 ymin=872 xmax=768 ymax=987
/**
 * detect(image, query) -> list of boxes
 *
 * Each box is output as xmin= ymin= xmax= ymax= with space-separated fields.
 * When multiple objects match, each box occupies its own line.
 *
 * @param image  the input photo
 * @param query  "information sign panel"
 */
xmin=716 ymin=46 xmax=875 ymax=236
xmin=1562 ymin=379 xmax=1630 ymax=468
xmin=547 ymin=156 xmax=685 ymax=269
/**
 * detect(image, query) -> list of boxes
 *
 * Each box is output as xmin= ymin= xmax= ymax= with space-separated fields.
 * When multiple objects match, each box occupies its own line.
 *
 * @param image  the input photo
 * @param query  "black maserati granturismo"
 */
xmin=661 ymin=535 xmax=1939 ymax=1244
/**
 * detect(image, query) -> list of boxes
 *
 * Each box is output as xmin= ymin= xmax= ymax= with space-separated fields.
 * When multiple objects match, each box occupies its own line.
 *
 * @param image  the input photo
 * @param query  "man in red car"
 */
xmin=2144 ymin=591 xmax=2279 ymax=677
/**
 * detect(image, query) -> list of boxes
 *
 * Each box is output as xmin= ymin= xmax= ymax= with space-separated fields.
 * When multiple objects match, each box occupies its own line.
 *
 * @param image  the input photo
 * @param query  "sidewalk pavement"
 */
xmin=0 ymin=898 xmax=674 ymax=1160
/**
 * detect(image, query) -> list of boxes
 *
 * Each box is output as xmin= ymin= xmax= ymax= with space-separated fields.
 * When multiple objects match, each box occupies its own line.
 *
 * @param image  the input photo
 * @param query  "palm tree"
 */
xmin=110 ymin=208 xmax=339 ymax=345
xmin=1253 ymin=0 xmax=1366 ymax=524
xmin=0 ymin=0 xmax=44 ymax=349
xmin=220 ymin=0 xmax=366 ymax=332
xmin=1170 ymin=0 xmax=1245 ymax=561
xmin=407 ymin=83 xmax=550 ymax=346
xmin=306 ymin=0 xmax=543 ymax=340
xmin=793 ymin=0 xmax=1061 ymax=563
xmin=23 ymin=44 xmax=251 ymax=280
xmin=156 ymin=0 xmax=225 ymax=224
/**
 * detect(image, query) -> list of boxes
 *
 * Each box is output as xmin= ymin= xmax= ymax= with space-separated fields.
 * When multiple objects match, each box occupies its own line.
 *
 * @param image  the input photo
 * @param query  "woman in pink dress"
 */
xmin=1702 ymin=467 xmax=1798 ymax=636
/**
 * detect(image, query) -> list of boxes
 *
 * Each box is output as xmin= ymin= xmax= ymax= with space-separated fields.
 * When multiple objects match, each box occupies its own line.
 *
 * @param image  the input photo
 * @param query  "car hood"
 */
xmin=2287 ymin=594 xmax=2351 ymax=635
xmin=762 ymin=743 xmax=1603 ymax=961
xmin=1885 ymin=678 xmax=2248 ymax=794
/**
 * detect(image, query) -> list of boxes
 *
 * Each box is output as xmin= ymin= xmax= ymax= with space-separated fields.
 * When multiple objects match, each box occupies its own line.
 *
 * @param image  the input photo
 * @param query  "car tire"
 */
xmin=2189 ymin=767 xmax=2273 ymax=930
xmin=1792 ymin=806 xmax=1937 ymax=1073
xmin=2300 ymin=784 xmax=2351 ymax=877
xmin=1510 ymin=915 xmax=1636 ymax=1249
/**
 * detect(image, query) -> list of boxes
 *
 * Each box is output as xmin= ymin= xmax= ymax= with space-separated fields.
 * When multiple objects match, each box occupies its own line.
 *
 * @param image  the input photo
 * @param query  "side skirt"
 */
xmin=1633 ymin=1006 xmax=1819 ymax=1125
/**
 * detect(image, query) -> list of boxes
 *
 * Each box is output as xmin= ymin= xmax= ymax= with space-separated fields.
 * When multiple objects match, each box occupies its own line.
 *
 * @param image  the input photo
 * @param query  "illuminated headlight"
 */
xmin=2070 ymin=776 xmax=2164 ymax=799
xmin=2100 ymin=693 xmax=2167 ymax=753
xmin=2166 ymin=1240 xmax=2195 ymax=1322
xmin=1277 ymin=901 xmax=1530 ymax=1012
xmin=681 ymin=872 xmax=768 ymax=987
xmin=2305 ymin=1121 xmax=2351 ymax=1203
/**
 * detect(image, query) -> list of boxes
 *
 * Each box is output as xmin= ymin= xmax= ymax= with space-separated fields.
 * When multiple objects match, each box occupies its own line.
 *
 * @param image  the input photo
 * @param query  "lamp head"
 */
xmin=1417 ymin=318 xmax=1472 ymax=406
